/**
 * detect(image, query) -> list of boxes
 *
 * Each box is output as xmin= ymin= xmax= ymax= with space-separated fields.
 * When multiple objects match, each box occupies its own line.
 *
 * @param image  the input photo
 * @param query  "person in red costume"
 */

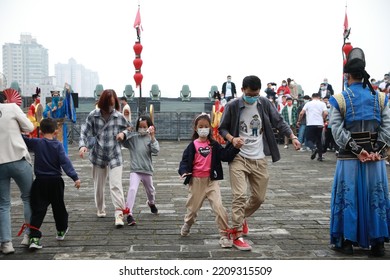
xmin=211 ymin=91 xmax=225 ymax=144
xmin=27 ymin=87 xmax=43 ymax=138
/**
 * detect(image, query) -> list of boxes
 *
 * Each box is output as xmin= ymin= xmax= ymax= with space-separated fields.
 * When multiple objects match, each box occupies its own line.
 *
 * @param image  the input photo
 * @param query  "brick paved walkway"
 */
xmin=2 ymin=141 xmax=389 ymax=260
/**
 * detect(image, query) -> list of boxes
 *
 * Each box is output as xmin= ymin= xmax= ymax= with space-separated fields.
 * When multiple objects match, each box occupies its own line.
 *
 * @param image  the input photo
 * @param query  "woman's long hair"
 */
xmin=97 ymin=89 xmax=120 ymax=112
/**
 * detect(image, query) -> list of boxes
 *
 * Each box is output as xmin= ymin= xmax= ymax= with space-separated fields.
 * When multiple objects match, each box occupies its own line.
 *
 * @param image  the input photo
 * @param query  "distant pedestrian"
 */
xmin=276 ymin=80 xmax=291 ymax=103
xmin=296 ymin=95 xmax=311 ymax=150
xmin=221 ymin=75 xmax=237 ymax=102
xmin=178 ymin=113 xmax=241 ymax=248
xmin=23 ymin=118 xmax=80 ymax=250
xmin=78 ymin=89 xmax=132 ymax=227
xmin=298 ymin=93 xmax=328 ymax=161
xmin=264 ymin=82 xmax=277 ymax=102
xmin=122 ymin=115 xmax=160 ymax=226
xmin=281 ymin=96 xmax=298 ymax=149
xmin=120 ymin=96 xmax=132 ymax=124
xmin=318 ymin=78 xmax=334 ymax=96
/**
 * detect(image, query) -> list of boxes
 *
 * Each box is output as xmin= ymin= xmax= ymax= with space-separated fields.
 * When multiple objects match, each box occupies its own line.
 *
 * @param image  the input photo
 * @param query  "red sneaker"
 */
xmin=233 ymin=237 xmax=252 ymax=251
xmin=242 ymin=219 xmax=249 ymax=236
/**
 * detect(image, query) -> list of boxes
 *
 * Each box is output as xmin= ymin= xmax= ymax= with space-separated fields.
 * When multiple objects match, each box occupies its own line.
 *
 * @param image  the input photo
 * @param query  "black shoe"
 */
xmin=332 ymin=239 xmax=353 ymax=255
xmin=147 ymin=201 xmax=158 ymax=214
xmin=310 ymin=149 xmax=318 ymax=160
xmin=127 ymin=215 xmax=136 ymax=226
xmin=317 ymin=157 xmax=324 ymax=162
xmin=371 ymin=242 xmax=385 ymax=257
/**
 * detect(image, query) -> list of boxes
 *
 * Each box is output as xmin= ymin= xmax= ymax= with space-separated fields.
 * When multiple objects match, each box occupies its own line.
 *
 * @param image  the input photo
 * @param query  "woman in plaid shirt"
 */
xmin=79 ymin=89 xmax=132 ymax=227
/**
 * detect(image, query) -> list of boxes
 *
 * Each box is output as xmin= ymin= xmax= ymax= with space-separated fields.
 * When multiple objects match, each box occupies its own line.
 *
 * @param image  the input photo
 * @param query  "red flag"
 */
xmin=343 ymin=11 xmax=348 ymax=32
xmin=133 ymin=7 xmax=143 ymax=31
xmin=343 ymin=8 xmax=350 ymax=39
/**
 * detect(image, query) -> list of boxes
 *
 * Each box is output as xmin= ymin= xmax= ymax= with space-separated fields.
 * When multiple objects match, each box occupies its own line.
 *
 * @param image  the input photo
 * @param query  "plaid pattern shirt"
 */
xmin=281 ymin=105 xmax=298 ymax=127
xmin=79 ymin=109 xmax=131 ymax=168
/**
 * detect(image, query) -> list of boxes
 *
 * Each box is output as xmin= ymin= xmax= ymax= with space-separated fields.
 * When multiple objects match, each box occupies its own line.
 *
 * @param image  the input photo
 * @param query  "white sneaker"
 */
xmin=284 ymin=145 xmax=288 ymax=149
xmin=219 ymin=236 xmax=233 ymax=248
xmin=97 ymin=210 xmax=106 ymax=218
xmin=115 ymin=213 xmax=124 ymax=227
xmin=1 ymin=241 xmax=15 ymax=254
xmin=21 ymin=234 xmax=29 ymax=246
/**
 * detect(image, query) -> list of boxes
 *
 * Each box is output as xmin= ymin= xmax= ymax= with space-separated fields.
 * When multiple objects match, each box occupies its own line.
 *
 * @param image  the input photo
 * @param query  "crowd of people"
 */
xmin=1 ymin=63 xmax=390 ymax=256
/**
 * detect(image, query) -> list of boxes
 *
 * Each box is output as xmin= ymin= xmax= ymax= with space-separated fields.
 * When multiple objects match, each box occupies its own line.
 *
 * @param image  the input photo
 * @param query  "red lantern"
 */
xmin=134 ymin=72 xmax=143 ymax=87
xmin=342 ymin=42 xmax=353 ymax=57
xmin=133 ymin=42 xmax=143 ymax=55
xmin=133 ymin=58 xmax=143 ymax=70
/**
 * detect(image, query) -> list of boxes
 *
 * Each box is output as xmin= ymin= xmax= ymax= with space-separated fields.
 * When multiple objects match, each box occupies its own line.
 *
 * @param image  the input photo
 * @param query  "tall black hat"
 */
xmin=344 ymin=48 xmax=375 ymax=94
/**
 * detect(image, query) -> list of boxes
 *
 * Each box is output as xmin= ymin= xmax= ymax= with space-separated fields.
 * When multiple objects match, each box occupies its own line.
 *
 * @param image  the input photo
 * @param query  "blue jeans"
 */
xmin=298 ymin=124 xmax=306 ymax=145
xmin=0 ymin=159 xmax=33 ymax=242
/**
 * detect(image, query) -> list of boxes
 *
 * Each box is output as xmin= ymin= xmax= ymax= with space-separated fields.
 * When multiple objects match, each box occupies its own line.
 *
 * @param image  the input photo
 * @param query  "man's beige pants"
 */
xmin=229 ymin=154 xmax=269 ymax=234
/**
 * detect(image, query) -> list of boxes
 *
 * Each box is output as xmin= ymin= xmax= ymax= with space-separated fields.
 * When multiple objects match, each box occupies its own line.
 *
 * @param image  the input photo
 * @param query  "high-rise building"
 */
xmin=2 ymin=33 xmax=49 ymax=96
xmin=55 ymin=58 xmax=99 ymax=97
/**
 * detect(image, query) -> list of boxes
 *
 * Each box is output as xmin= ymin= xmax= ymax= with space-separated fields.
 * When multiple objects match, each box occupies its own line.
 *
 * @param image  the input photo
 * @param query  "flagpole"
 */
xmin=342 ymin=3 xmax=346 ymax=91
xmin=137 ymin=4 xmax=143 ymax=115
xmin=134 ymin=3 xmax=145 ymax=115
xmin=342 ymin=2 xmax=350 ymax=91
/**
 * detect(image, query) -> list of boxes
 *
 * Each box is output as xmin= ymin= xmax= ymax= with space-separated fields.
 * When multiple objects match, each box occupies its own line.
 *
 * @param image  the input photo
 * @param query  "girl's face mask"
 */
xmin=197 ymin=128 xmax=209 ymax=138
xmin=138 ymin=128 xmax=149 ymax=136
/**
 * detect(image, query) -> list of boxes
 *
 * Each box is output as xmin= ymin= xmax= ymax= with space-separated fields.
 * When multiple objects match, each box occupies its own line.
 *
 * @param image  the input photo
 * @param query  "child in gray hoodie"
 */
xmin=122 ymin=115 xmax=159 ymax=226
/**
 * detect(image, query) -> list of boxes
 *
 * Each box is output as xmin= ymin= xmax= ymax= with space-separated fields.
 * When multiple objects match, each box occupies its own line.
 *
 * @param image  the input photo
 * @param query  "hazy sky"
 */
xmin=1 ymin=0 xmax=389 ymax=98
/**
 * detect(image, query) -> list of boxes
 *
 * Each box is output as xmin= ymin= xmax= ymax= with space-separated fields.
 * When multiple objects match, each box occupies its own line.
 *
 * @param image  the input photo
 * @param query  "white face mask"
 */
xmin=282 ymin=83 xmax=287 ymax=86
xmin=138 ymin=128 xmax=149 ymax=136
xmin=197 ymin=128 xmax=210 ymax=138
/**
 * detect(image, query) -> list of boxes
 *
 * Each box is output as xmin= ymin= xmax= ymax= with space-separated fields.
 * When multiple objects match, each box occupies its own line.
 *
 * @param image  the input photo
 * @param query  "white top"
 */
xmin=302 ymin=99 xmax=327 ymax=126
xmin=239 ymin=101 xmax=265 ymax=159
xmin=379 ymin=81 xmax=388 ymax=91
xmin=287 ymin=105 xmax=293 ymax=125
xmin=0 ymin=103 xmax=34 ymax=164
xmin=225 ymin=82 xmax=232 ymax=98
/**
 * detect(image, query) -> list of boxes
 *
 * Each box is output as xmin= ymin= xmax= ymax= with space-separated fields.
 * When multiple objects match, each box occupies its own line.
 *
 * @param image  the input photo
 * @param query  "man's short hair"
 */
xmin=312 ymin=93 xmax=320 ymax=98
xmin=242 ymin=75 xmax=261 ymax=90
xmin=120 ymin=96 xmax=127 ymax=102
